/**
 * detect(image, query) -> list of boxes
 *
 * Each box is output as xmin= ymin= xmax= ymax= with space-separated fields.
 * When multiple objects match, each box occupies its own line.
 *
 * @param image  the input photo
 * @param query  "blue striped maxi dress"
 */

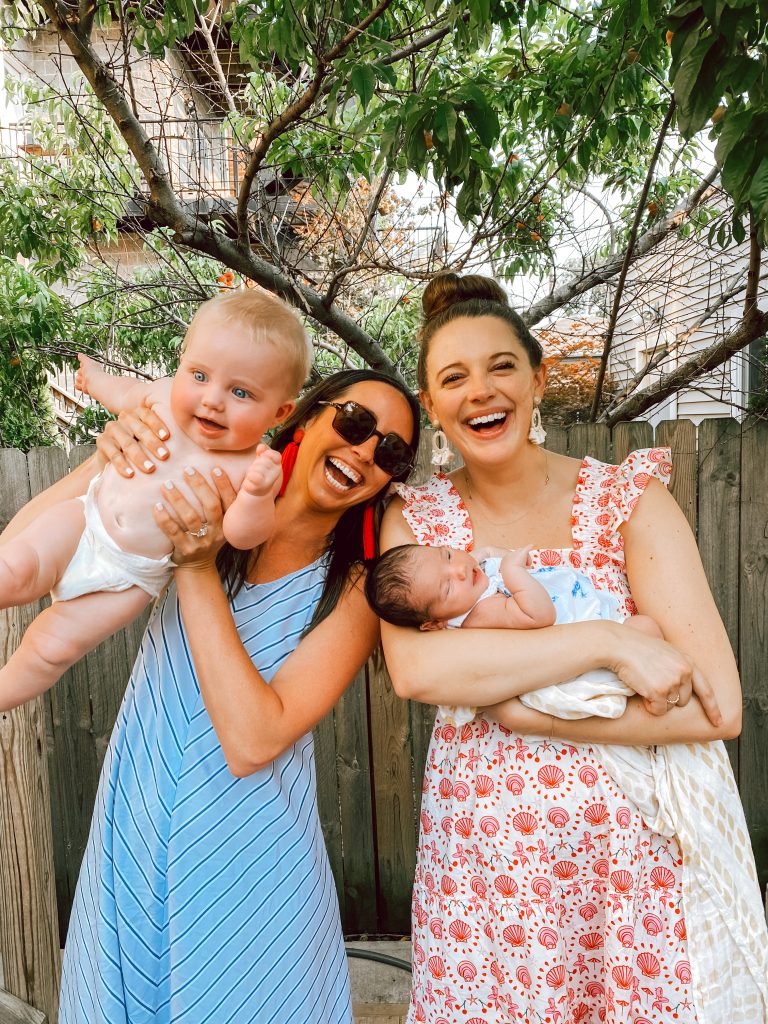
xmin=59 ymin=558 xmax=353 ymax=1024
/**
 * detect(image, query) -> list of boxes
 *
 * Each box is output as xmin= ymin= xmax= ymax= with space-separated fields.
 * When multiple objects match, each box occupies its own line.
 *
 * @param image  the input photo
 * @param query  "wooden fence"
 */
xmin=0 ymin=419 xmax=766 ymax=1021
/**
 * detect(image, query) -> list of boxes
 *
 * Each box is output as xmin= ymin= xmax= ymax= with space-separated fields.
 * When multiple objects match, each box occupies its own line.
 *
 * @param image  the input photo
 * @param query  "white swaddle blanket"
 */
xmin=442 ymin=562 xmax=633 ymax=726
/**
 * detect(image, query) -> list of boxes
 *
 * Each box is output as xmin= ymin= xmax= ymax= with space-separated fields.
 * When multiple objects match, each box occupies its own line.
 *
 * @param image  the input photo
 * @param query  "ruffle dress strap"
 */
xmin=573 ymin=447 xmax=672 ymax=552
xmin=392 ymin=473 xmax=474 ymax=550
xmin=610 ymin=446 xmax=673 ymax=526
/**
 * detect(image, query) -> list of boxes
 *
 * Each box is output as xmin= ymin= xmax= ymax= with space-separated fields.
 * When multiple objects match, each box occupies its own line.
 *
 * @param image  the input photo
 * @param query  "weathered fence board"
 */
xmin=697 ymin=419 xmax=742 ymax=773
xmin=738 ymin=419 xmax=768 ymax=884
xmin=335 ymin=670 xmax=378 ymax=935
xmin=368 ymin=651 xmax=417 ymax=935
xmin=0 ymin=450 xmax=61 ymax=1022
xmin=1 ymin=418 xmax=766 ymax=966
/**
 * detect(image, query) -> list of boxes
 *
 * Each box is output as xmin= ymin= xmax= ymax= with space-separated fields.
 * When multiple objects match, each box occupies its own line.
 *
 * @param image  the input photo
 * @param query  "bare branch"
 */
xmin=522 ymin=166 xmax=719 ymax=326
xmin=176 ymin=222 xmax=400 ymax=376
xmin=601 ymin=270 xmax=748 ymax=415
xmin=195 ymin=7 xmax=238 ymax=116
xmin=589 ymin=98 xmax=676 ymax=420
xmin=603 ymin=307 xmax=768 ymax=425
xmin=744 ymin=204 xmax=761 ymax=317
xmin=235 ymin=0 xmax=395 ymax=248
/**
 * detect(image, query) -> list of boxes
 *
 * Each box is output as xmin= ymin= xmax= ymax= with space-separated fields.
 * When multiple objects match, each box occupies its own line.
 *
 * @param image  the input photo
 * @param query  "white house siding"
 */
xmin=609 ymin=221 xmax=768 ymax=425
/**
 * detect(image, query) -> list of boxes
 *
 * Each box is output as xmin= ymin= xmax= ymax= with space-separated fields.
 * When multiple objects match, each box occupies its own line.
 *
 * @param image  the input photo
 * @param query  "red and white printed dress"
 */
xmin=396 ymin=449 xmax=698 ymax=1024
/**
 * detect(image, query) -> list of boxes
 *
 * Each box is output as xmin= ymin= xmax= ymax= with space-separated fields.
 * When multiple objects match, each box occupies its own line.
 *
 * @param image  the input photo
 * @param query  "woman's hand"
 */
xmin=96 ymin=397 xmax=171 ymax=478
xmin=154 ymin=467 xmax=237 ymax=570
xmin=607 ymin=622 xmax=721 ymax=726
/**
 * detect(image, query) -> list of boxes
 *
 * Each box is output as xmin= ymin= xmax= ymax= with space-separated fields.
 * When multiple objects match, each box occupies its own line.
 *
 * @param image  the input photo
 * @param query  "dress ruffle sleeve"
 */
xmin=392 ymin=474 xmax=473 ymax=551
xmin=609 ymin=446 xmax=673 ymax=527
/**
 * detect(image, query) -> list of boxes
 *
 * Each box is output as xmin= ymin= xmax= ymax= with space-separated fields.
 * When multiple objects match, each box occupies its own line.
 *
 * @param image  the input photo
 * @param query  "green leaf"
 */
xmin=447 ymin=118 xmax=471 ymax=176
xmin=732 ymin=212 xmax=746 ymax=244
xmin=748 ymin=155 xmax=768 ymax=215
xmin=721 ymin=135 xmax=757 ymax=202
xmin=714 ymin=109 xmax=754 ymax=166
xmin=432 ymin=102 xmax=457 ymax=147
xmin=456 ymin=166 xmax=482 ymax=222
xmin=350 ymin=65 xmax=376 ymax=112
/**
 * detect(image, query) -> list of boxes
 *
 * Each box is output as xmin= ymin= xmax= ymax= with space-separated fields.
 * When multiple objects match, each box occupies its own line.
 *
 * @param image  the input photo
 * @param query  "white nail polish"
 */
xmin=184 ymin=466 xmax=195 ymax=476
xmin=143 ymin=460 xmax=154 ymax=470
xmin=165 ymin=480 xmax=174 ymax=490
xmin=157 ymin=447 xmax=168 ymax=458
xmin=125 ymin=467 xmax=134 ymax=477
xmin=159 ymin=429 xmax=170 ymax=440
xmin=212 ymin=467 xmax=222 ymax=477
xmin=155 ymin=502 xmax=164 ymax=511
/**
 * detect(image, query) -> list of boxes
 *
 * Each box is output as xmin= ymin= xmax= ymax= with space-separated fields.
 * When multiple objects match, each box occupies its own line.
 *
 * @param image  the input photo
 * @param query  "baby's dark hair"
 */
xmin=365 ymin=545 xmax=430 ymax=627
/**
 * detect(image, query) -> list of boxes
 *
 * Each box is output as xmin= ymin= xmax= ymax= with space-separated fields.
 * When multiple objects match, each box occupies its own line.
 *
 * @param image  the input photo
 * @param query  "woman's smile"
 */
xmin=324 ymin=457 xmax=362 ymax=492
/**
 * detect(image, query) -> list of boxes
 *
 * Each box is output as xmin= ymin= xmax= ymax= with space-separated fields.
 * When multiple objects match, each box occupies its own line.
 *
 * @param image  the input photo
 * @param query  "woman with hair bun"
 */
xmin=379 ymin=273 xmax=767 ymax=1023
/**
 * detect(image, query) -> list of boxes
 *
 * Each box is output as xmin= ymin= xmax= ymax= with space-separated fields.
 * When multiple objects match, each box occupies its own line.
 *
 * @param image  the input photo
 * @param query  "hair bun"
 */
xmin=421 ymin=272 xmax=509 ymax=322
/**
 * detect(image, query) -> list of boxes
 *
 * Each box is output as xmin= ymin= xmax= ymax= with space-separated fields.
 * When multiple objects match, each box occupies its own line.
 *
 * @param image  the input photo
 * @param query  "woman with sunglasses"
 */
xmin=378 ymin=273 xmax=767 ymax=1024
xmin=4 ymin=368 xmax=419 ymax=1024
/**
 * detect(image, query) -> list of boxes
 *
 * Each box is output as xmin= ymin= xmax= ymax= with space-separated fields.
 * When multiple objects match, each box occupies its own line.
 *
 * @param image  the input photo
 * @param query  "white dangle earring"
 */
xmin=431 ymin=423 xmax=453 ymax=467
xmin=528 ymin=397 xmax=547 ymax=445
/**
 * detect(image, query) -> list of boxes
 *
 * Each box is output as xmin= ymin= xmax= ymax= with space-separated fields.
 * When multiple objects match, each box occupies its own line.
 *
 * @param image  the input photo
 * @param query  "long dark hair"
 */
xmin=216 ymin=369 xmax=421 ymax=631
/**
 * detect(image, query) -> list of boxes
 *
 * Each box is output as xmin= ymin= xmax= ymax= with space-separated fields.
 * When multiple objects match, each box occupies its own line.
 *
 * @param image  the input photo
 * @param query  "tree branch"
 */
xmin=589 ymin=97 xmax=676 ymax=420
xmin=744 ymin=204 xmax=761 ymax=317
xmin=600 ymin=270 xmax=748 ymax=417
xmin=235 ymin=0 xmax=395 ymax=248
xmin=38 ymin=0 xmax=189 ymax=227
xmin=603 ymin=306 xmax=768 ymax=425
xmin=522 ymin=165 xmax=719 ymax=326
xmin=176 ymin=222 xmax=400 ymax=376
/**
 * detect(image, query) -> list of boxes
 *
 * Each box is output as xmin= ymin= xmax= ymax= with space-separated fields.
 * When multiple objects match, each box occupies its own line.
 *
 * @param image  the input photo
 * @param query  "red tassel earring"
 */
xmin=362 ymin=503 xmax=376 ymax=560
xmin=278 ymin=428 xmax=304 ymax=497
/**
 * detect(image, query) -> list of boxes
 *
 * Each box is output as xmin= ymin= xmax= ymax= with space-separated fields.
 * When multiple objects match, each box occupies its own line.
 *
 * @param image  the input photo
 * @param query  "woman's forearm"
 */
xmin=174 ymin=564 xmax=287 ymax=775
xmin=381 ymin=619 xmax=624 ymax=705
xmin=1 ymin=454 xmax=100 ymax=543
xmin=489 ymin=694 xmax=739 ymax=744
xmin=174 ymin=561 xmax=378 ymax=777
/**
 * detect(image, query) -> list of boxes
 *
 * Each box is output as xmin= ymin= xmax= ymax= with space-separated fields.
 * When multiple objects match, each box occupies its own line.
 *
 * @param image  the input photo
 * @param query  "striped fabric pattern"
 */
xmin=60 ymin=559 xmax=352 ymax=1024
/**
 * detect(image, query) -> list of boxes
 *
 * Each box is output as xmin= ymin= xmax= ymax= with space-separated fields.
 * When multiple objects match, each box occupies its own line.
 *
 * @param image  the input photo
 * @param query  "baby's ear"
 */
xmin=419 ymin=619 xmax=446 ymax=631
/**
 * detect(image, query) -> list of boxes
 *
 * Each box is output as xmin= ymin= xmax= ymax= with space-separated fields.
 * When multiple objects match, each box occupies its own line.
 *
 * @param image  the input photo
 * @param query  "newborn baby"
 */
xmin=366 ymin=543 xmax=661 ymax=724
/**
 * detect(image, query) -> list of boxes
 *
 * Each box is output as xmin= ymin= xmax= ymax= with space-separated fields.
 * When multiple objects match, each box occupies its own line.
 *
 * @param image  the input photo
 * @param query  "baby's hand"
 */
xmin=75 ymin=353 xmax=100 ymax=395
xmin=241 ymin=445 xmax=282 ymax=497
xmin=504 ymin=545 xmax=533 ymax=568
xmin=473 ymin=545 xmax=512 ymax=562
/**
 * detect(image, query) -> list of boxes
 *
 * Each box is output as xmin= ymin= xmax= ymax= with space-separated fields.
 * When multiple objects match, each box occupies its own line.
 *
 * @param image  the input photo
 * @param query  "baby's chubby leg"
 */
xmin=0 ymin=586 xmax=151 ymax=711
xmin=0 ymin=498 xmax=86 ymax=608
xmin=623 ymin=614 xmax=663 ymax=639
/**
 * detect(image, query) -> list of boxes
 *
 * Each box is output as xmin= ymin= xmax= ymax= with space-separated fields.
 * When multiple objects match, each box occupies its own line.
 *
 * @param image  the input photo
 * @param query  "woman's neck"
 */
xmin=247 ymin=494 xmax=338 ymax=583
xmin=459 ymin=443 xmax=549 ymax=508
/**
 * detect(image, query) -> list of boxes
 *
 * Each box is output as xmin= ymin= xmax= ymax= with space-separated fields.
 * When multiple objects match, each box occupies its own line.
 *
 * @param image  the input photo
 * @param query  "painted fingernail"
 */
xmin=158 ymin=428 xmax=170 ymax=440
xmin=155 ymin=502 xmax=164 ymax=511
xmin=143 ymin=460 xmax=154 ymax=470
xmin=125 ymin=467 xmax=134 ymax=477
xmin=164 ymin=480 xmax=174 ymax=490
xmin=212 ymin=467 xmax=223 ymax=477
xmin=157 ymin=447 xmax=168 ymax=458
xmin=184 ymin=466 xmax=195 ymax=476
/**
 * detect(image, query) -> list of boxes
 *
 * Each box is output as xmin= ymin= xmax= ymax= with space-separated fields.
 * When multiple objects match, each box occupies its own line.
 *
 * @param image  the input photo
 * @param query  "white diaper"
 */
xmin=51 ymin=475 xmax=173 ymax=602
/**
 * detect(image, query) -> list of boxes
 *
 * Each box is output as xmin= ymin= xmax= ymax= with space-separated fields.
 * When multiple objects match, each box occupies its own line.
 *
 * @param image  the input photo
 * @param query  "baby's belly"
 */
xmin=96 ymin=469 xmax=179 ymax=560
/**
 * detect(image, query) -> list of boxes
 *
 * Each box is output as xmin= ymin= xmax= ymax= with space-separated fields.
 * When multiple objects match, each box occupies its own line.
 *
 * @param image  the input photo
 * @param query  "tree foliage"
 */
xmin=1 ymin=0 xmax=767 ymax=439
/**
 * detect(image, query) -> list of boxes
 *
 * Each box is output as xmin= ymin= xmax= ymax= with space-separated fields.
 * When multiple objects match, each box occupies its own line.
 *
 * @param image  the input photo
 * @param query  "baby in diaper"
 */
xmin=365 ymin=543 xmax=661 ymax=724
xmin=0 ymin=288 xmax=312 ymax=711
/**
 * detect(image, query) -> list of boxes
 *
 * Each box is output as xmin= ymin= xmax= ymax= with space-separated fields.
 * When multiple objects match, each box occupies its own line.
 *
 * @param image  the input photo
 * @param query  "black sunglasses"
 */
xmin=320 ymin=401 xmax=414 ymax=477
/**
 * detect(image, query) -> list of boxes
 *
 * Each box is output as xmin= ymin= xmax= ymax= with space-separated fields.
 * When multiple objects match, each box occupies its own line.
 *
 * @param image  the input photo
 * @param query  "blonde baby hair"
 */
xmin=189 ymin=287 xmax=313 ymax=396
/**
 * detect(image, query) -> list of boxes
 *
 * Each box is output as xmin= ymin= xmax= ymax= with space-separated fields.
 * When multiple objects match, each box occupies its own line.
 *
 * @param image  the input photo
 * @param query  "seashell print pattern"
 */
xmin=399 ymin=452 xmax=696 ymax=1024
